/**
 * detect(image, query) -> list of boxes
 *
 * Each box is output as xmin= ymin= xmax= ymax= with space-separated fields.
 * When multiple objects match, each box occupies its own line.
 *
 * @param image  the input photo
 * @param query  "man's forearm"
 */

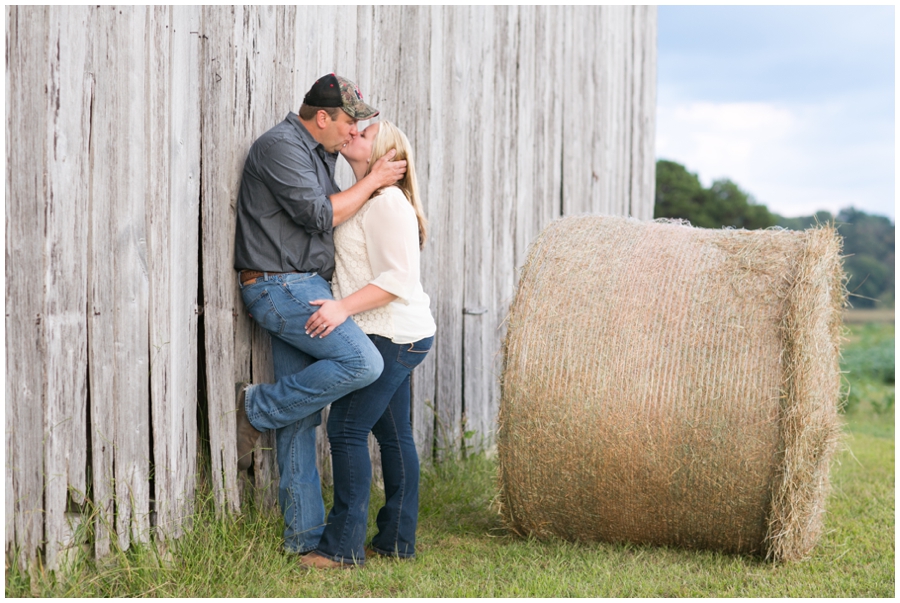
xmin=330 ymin=149 xmax=406 ymax=225
xmin=329 ymin=175 xmax=384 ymax=226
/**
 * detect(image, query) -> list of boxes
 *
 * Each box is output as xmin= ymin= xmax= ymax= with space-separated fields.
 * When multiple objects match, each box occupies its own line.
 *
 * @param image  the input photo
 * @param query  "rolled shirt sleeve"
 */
xmin=363 ymin=188 xmax=421 ymax=305
xmin=254 ymin=138 xmax=334 ymax=234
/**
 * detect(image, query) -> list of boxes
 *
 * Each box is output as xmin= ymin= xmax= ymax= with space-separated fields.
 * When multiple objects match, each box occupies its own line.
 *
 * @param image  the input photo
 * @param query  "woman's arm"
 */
xmin=306 ymin=188 xmax=418 ymax=338
xmin=305 ymin=284 xmax=397 ymax=338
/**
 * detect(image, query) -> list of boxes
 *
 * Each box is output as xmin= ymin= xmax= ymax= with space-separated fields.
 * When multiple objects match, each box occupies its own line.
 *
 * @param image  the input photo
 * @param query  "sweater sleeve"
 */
xmin=362 ymin=188 xmax=421 ymax=305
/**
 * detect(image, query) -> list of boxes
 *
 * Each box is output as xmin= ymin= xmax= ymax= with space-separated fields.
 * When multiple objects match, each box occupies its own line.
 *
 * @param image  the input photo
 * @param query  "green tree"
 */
xmin=776 ymin=208 xmax=894 ymax=308
xmin=654 ymin=160 xmax=711 ymax=225
xmin=843 ymin=255 xmax=891 ymax=307
xmin=655 ymin=160 xmax=895 ymax=308
xmin=705 ymin=179 xmax=776 ymax=230
xmin=776 ymin=210 xmax=835 ymax=231
xmin=654 ymin=160 xmax=775 ymax=229
xmin=835 ymin=208 xmax=895 ymax=308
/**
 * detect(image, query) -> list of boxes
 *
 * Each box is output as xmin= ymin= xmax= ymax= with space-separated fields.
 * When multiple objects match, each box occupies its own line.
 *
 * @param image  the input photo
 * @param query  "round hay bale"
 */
xmin=497 ymin=216 xmax=845 ymax=562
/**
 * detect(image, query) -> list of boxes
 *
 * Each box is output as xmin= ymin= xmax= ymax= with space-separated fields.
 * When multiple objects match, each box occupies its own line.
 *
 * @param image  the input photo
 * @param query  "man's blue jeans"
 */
xmin=239 ymin=272 xmax=383 ymax=554
xmin=315 ymin=334 xmax=434 ymax=565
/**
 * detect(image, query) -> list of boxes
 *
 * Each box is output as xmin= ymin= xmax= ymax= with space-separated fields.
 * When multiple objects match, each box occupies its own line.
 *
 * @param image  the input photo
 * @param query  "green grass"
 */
xmin=7 ymin=324 xmax=894 ymax=597
xmin=842 ymin=323 xmax=895 ymax=381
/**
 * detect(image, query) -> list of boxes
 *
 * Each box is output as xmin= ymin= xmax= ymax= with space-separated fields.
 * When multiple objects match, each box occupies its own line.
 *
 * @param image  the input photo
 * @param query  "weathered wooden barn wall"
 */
xmin=6 ymin=5 xmax=656 ymax=569
xmin=6 ymin=5 xmax=202 ymax=569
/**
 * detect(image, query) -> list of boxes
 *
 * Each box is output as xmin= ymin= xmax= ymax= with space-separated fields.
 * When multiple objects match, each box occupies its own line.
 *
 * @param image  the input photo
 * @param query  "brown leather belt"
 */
xmin=239 ymin=270 xmax=282 ymax=286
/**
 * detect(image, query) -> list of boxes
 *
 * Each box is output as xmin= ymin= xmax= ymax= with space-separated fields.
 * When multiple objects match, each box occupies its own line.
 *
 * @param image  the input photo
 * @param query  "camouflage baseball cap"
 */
xmin=303 ymin=73 xmax=379 ymax=120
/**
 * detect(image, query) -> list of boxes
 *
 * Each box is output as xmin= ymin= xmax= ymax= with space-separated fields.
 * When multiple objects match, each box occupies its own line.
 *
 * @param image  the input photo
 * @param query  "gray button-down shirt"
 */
xmin=234 ymin=112 xmax=340 ymax=280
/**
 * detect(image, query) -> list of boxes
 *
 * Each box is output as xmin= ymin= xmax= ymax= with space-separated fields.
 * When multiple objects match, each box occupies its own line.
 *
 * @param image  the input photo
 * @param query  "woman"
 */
xmin=299 ymin=121 xmax=436 ymax=569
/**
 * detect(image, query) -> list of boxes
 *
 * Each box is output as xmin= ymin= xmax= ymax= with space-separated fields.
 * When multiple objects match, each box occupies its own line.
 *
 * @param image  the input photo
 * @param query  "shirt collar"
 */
xmin=287 ymin=112 xmax=339 ymax=182
xmin=287 ymin=112 xmax=338 ymax=160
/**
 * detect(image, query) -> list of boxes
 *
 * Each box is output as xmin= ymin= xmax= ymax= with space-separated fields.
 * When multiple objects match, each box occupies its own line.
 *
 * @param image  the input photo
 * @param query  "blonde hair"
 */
xmin=365 ymin=121 xmax=428 ymax=248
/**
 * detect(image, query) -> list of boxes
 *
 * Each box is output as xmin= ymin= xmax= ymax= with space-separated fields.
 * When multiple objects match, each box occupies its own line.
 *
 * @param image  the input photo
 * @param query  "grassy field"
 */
xmin=844 ymin=308 xmax=895 ymax=324
xmin=6 ymin=323 xmax=894 ymax=597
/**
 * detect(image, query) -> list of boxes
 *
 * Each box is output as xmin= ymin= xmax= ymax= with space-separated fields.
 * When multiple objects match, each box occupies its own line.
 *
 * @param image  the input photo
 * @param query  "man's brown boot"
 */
xmin=299 ymin=552 xmax=354 ymax=570
xmin=235 ymin=382 xmax=261 ymax=471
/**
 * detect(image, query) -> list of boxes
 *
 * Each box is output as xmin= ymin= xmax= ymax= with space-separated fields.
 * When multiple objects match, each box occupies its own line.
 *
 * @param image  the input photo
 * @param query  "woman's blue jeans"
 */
xmin=239 ymin=272 xmax=383 ymax=554
xmin=315 ymin=334 xmax=434 ymax=565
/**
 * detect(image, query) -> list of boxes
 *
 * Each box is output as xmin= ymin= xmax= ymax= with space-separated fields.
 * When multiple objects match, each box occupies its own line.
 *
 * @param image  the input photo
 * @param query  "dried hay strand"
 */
xmin=497 ymin=215 xmax=845 ymax=562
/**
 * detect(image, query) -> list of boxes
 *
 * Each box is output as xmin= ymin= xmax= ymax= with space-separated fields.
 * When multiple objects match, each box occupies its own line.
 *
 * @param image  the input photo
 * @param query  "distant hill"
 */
xmin=655 ymin=159 xmax=894 ymax=308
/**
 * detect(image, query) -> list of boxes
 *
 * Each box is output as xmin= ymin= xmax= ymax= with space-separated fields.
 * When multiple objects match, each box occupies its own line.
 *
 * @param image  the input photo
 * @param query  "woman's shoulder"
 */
xmin=372 ymin=185 xmax=408 ymax=202
xmin=369 ymin=186 xmax=412 ymax=213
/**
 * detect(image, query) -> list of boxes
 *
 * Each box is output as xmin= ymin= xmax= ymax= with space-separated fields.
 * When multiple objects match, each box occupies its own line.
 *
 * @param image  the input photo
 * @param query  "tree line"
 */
xmin=655 ymin=160 xmax=895 ymax=308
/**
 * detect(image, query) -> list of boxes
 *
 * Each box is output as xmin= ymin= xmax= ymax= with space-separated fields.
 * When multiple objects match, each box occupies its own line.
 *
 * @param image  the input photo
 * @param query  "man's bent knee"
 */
xmin=356 ymin=346 xmax=383 ymax=388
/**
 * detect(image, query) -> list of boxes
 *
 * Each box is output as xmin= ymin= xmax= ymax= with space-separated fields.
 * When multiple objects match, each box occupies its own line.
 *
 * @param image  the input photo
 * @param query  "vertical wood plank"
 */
xmin=561 ymin=7 xmax=589 ymax=216
xmin=616 ymin=7 xmax=634 ymax=216
xmin=333 ymin=6 xmax=359 ymax=83
xmin=491 ymin=6 xmax=519 ymax=380
xmin=113 ymin=4 xmax=151 ymax=550
xmin=413 ymin=5 xmax=446 ymax=464
xmin=420 ymin=6 xmax=448 ymax=461
xmin=548 ymin=9 xmax=565 ymax=225
xmin=147 ymin=5 xmax=201 ymax=540
xmin=432 ymin=7 xmax=466 ymax=459
xmin=42 ymin=5 xmax=91 ymax=570
xmin=200 ymin=4 xmax=243 ymax=515
xmin=636 ymin=6 xmax=657 ymax=219
xmin=491 ymin=5 xmax=519 ymax=455
xmin=169 ymin=4 xmax=202 ymax=538
xmin=533 ymin=5 xmax=564 ymax=235
xmin=354 ymin=5 xmax=374 ymax=95
xmin=273 ymin=5 xmax=298 ymax=122
xmin=515 ymin=6 xmax=537 ymax=265
xmin=369 ymin=5 xmax=403 ymax=118
xmin=146 ymin=3 xmax=173 ymax=542
xmin=6 ymin=5 xmax=49 ymax=570
xmin=592 ymin=7 xmax=609 ymax=214
xmin=597 ymin=6 xmax=612 ymax=214
xmin=87 ymin=4 xmax=118 ymax=558
xmin=598 ymin=7 xmax=618 ymax=215
xmin=462 ymin=5 xmax=496 ymax=452
xmin=5 ymin=5 xmax=13 ymax=560
xmin=596 ymin=6 xmax=614 ymax=215
xmin=246 ymin=6 xmax=277 ymax=140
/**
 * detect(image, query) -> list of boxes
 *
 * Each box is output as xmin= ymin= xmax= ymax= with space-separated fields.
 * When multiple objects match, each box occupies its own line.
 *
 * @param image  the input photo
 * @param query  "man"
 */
xmin=233 ymin=74 xmax=406 ymax=555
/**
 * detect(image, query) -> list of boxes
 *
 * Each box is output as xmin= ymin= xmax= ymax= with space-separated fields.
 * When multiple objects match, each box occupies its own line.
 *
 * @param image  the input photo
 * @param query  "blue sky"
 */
xmin=656 ymin=5 xmax=895 ymax=220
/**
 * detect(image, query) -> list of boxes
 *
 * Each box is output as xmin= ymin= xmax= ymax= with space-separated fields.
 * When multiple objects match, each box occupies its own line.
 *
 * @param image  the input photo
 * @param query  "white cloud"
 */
xmin=657 ymin=102 xmax=796 ymax=185
xmin=656 ymin=101 xmax=895 ymax=219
